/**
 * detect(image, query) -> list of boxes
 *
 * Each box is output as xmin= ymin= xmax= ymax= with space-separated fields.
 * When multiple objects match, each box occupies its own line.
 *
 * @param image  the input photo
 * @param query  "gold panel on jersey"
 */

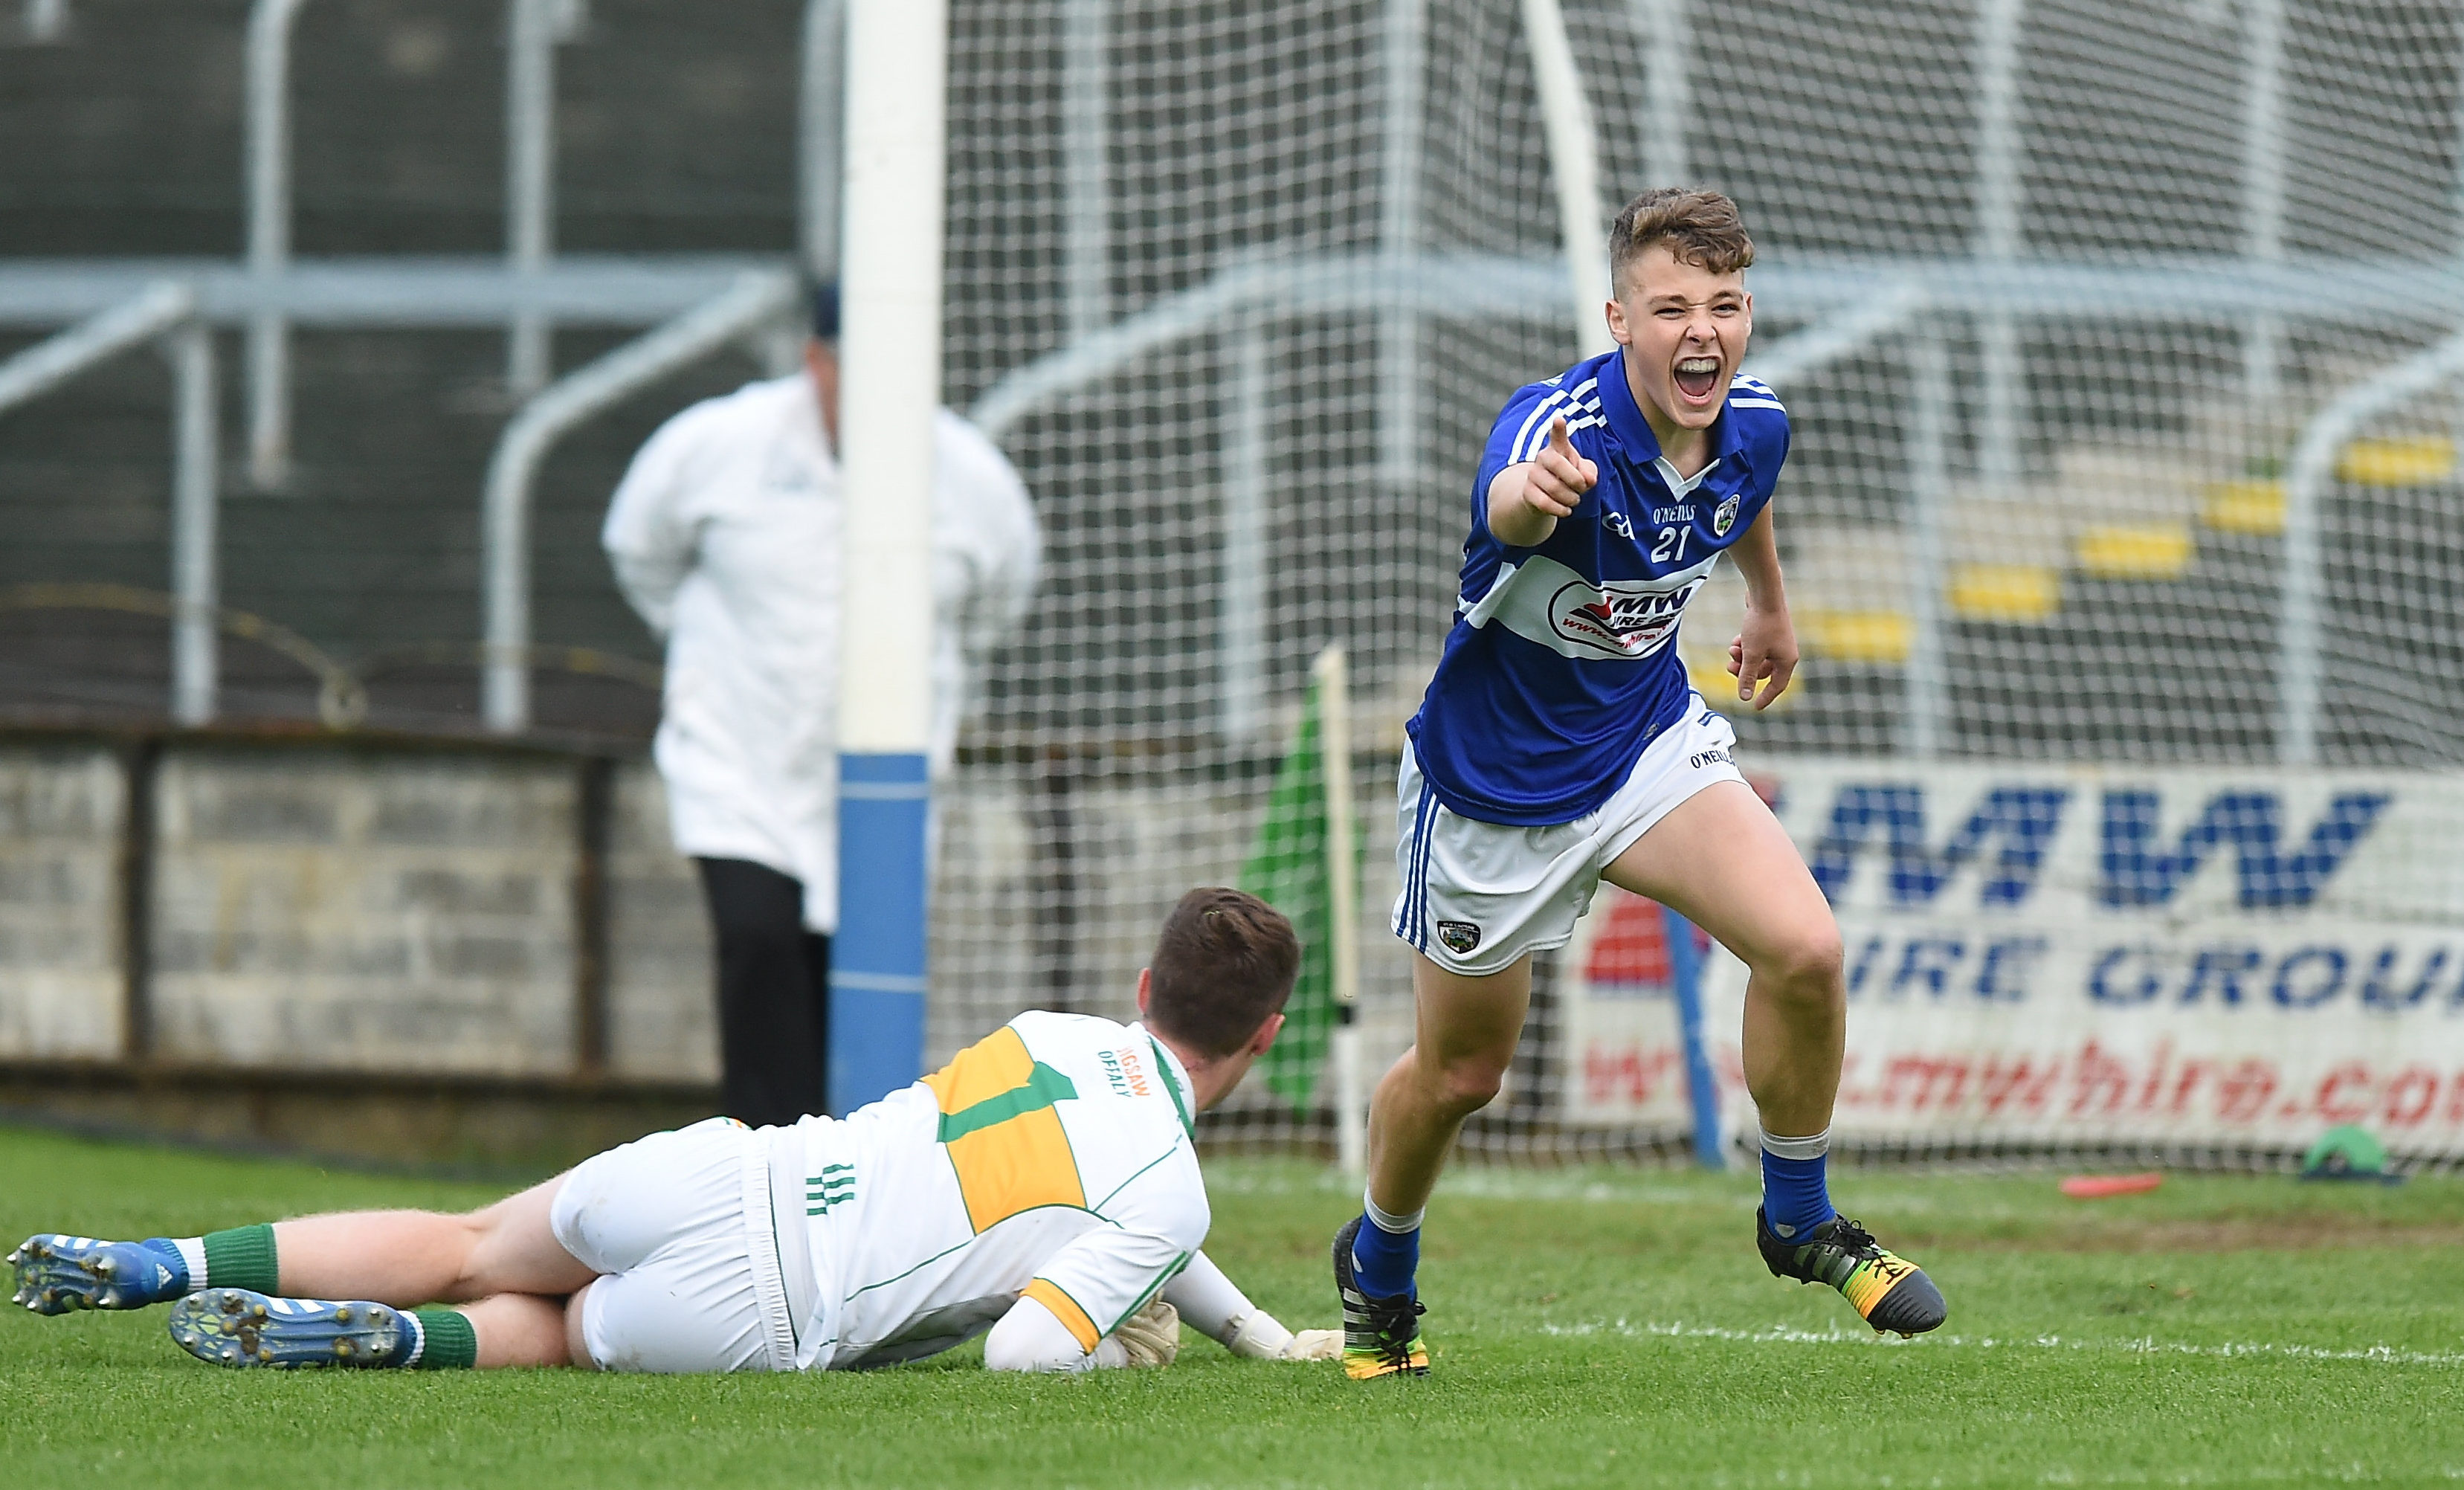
xmin=924 ymin=1027 xmax=1088 ymax=1233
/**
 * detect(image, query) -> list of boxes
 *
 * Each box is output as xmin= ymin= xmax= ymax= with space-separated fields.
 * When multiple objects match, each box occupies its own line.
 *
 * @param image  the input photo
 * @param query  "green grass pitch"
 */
xmin=4 ymin=1125 xmax=2462 ymax=1488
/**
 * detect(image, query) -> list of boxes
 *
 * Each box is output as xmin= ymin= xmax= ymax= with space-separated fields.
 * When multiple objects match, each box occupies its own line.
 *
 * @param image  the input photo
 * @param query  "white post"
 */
xmin=1633 ymin=0 xmax=1689 ymax=186
xmin=832 ymin=0 xmax=945 ymax=1112
xmin=1062 ymin=0 xmax=1110 ymax=341
xmin=169 ymin=321 xmax=219 ymax=727
xmin=1314 ymin=645 xmax=1365 ymax=1180
xmin=1221 ymin=323 xmax=1268 ymax=743
xmin=1520 ymin=0 xmax=1613 ymax=354
xmin=2241 ymin=0 xmax=2286 ymax=404
xmin=1378 ymin=0 xmax=1424 ymax=483
xmin=1903 ymin=332 xmax=1949 ymax=758
xmin=1972 ymin=0 xmax=2024 ymax=491
xmin=800 ymin=0 xmax=846 ymax=283
xmin=2273 ymin=328 xmax=2464 ymax=764
xmin=507 ymin=0 xmax=581 ymax=396
xmin=245 ymin=0 xmax=310 ymax=491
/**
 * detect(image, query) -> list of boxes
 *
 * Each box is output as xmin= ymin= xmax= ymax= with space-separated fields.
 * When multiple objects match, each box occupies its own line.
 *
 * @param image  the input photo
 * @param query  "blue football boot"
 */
xmin=169 ymin=1288 xmax=411 ymax=1369
xmin=8 ymin=1234 xmax=188 ymax=1313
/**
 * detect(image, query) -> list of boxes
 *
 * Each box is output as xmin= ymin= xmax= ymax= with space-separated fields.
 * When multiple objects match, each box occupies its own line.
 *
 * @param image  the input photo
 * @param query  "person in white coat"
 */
xmin=602 ymin=284 xmax=1041 ymax=1126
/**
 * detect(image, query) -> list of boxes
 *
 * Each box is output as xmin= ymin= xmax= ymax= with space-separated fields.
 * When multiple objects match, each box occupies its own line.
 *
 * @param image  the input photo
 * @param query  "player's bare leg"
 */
xmin=1335 ymin=955 xmax=1529 ymax=1377
xmin=268 ymin=1176 xmax=596 ymax=1306
xmin=18 ymin=1174 xmax=607 ymax=1369
xmin=1606 ymin=778 xmax=1945 ymax=1335
xmin=1366 ymin=955 xmax=1532 ymax=1217
xmin=1603 ymin=780 xmax=1842 ymax=1136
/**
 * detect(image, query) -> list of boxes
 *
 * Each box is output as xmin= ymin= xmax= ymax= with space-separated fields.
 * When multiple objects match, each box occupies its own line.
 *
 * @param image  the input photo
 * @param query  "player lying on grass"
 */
xmin=1338 ymin=189 xmax=1945 ymax=1379
xmin=13 ymin=887 xmax=1336 ymax=1375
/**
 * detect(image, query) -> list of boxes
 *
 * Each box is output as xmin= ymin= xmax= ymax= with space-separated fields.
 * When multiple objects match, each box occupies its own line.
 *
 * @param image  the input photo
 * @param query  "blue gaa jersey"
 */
xmin=1407 ymin=349 xmax=1788 ymax=826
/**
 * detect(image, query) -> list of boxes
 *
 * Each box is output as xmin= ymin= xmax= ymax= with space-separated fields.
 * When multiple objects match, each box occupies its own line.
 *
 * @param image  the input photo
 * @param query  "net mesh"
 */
xmin=929 ymin=0 xmax=2464 ymax=1170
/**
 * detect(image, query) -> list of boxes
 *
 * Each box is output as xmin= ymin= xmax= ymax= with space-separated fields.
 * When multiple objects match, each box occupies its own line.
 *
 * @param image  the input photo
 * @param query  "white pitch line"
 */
xmin=1539 ymin=1318 xmax=2464 ymax=1368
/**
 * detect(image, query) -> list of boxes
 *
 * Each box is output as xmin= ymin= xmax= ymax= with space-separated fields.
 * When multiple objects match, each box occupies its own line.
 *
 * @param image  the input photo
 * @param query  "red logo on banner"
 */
xmin=1584 ymin=891 xmax=1671 ymax=987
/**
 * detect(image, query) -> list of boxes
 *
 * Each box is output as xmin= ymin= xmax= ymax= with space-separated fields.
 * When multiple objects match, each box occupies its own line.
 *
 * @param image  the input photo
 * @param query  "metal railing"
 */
xmin=0 ymin=283 xmax=219 ymax=724
xmin=481 ymin=270 xmax=799 ymax=733
xmin=2274 ymin=328 xmax=2464 ymax=766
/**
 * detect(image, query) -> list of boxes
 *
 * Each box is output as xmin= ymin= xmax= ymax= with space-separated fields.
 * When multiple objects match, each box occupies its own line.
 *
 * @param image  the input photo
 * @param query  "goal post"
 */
xmin=830 ymin=0 xmax=946 ymax=1115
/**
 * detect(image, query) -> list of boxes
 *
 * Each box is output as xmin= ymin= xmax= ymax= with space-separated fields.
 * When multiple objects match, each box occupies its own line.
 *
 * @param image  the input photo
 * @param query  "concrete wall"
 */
xmin=0 ymin=738 xmax=1410 ymax=1116
xmin=0 ymin=738 xmax=716 ymax=1081
xmin=150 ymin=748 xmax=583 ymax=1074
xmin=606 ymin=761 xmax=717 ymax=1083
xmin=0 ymin=744 xmax=123 ymax=1057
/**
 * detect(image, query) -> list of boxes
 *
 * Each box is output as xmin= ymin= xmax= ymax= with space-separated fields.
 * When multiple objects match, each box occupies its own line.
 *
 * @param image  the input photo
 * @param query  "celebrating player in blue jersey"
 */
xmin=1333 ymin=189 xmax=1947 ymax=1379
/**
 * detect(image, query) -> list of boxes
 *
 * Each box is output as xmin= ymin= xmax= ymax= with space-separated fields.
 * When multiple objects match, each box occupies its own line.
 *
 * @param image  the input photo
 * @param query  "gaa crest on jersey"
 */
xmin=1546 ymin=575 xmax=1706 ymax=660
xmin=1712 ymin=493 xmax=1741 ymax=538
xmin=1436 ymin=920 xmax=1483 ymax=955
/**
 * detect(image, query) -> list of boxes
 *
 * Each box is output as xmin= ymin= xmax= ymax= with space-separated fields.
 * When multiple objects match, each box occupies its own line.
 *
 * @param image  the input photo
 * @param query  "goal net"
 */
xmin=926 ymin=0 xmax=2464 ymax=1170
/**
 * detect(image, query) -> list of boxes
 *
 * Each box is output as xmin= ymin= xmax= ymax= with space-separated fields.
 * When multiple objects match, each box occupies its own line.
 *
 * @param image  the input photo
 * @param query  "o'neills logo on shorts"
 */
xmin=1547 ymin=576 xmax=1703 ymax=659
xmin=1689 ymin=746 xmax=1733 ymax=770
xmin=1436 ymin=920 xmax=1483 ymax=955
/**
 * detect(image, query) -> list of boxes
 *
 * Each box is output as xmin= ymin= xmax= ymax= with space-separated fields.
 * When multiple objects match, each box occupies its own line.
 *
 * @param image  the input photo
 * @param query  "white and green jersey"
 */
xmin=767 ymin=1011 xmax=1208 ymax=1369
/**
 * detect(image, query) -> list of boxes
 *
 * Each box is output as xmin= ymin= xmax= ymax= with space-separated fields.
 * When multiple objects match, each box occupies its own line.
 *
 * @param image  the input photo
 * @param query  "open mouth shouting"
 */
xmin=1673 ymin=353 xmax=1722 ymax=407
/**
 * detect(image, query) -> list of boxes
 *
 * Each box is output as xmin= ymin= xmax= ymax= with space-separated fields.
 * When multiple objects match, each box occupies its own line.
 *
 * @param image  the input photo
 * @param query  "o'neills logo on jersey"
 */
xmin=1547 ymin=576 xmax=1704 ymax=659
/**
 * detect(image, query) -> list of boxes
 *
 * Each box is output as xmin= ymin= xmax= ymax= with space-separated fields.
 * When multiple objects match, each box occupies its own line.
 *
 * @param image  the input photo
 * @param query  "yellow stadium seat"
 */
xmin=1948 ymin=564 xmax=2061 ymax=622
xmin=2074 ymin=524 xmax=2193 ymax=579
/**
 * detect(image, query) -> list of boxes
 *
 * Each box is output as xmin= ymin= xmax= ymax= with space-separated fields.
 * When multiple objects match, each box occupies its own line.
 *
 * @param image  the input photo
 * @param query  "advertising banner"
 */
xmin=1562 ymin=763 xmax=2464 ymax=1156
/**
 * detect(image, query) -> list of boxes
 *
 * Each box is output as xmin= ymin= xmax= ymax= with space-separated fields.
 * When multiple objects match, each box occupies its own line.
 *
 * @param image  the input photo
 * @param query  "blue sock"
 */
xmin=1759 ymin=1129 xmax=1837 ymax=1239
xmin=1349 ymin=1196 xmax=1422 ymax=1300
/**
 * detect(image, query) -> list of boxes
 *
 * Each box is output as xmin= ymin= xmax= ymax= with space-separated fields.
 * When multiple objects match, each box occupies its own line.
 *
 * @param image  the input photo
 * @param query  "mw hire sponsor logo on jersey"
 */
xmin=1801 ymin=777 xmax=2460 ymax=1013
xmin=1547 ymin=575 xmax=1704 ymax=658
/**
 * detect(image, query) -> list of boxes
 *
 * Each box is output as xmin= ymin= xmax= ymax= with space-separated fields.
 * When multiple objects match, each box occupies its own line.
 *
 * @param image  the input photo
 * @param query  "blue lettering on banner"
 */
xmin=2097 ymin=790 xmax=2389 ymax=909
xmin=2178 ymin=945 xmax=2264 ymax=1006
xmin=1840 ymin=934 xmax=2048 ymax=1002
xmin=1811 ymin=786 xmax=2069 ymax=907
xmin=1889 ymin=938 xmax=1964 ymax=999
xmin=2271 ymin=946 xmax=2348 ymax=1007
xmin=1973 ymin=937 xmax=2048 ymax=1002
xmin=2089 ymin=946 xmax=2164 ymax=1005
xmin=2072 ymin=942 xmax=2462 ymax=1012
xmin=2361 ymin=946 xmax=2452 ymax=1011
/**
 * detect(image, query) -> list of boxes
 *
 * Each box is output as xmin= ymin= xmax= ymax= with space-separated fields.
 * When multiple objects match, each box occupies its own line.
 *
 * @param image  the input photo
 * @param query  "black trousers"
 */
xmin=694 ymin=857 xmax=831 ymax=1128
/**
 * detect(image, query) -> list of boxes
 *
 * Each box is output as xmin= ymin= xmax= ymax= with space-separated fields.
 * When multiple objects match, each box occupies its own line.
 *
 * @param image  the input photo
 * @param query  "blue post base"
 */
xmin=1660 ymin=903 xmax=1723 ymax=1170
xmin=830 ymin=752 xmax=929 ymax=1115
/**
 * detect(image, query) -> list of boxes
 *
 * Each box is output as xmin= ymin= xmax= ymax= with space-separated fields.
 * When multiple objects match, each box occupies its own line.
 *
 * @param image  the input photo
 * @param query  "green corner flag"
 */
xmin=1239 ymin=677 xmax=1355 ymax=1115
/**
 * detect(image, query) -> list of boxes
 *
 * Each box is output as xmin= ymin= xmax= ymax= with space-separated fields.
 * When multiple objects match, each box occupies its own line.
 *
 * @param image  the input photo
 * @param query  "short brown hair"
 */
xmin=1610 ymin=188 xmax=1755 ymax=294
xmin=1145 ymin=887 xmax=1300 ymax=1058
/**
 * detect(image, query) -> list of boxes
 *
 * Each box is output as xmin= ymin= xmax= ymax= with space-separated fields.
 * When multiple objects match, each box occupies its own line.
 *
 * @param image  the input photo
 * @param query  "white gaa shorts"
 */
xmin=549 ymin=1116 xmax=802 ymax=1373
xmin=1391 ymin=693 xmax=1744 ymax=977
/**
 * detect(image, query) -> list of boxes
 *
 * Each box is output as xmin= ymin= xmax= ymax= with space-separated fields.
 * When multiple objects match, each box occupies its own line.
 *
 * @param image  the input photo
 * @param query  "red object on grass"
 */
xmin=2060 ymin=1173 xmax=2164 ymax=1199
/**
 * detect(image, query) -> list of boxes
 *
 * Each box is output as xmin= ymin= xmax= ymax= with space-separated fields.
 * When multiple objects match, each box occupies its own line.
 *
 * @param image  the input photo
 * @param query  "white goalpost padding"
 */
xmin=831 ymin=0 xmax=945 ymax=1113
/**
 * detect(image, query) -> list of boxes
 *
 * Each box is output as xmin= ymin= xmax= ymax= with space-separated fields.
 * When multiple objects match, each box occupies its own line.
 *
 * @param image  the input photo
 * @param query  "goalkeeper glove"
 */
xmin=1225 ymin=1310 xmax=1343 ymax=1361
xmin=1112 ymin=1298 xmax=1181 ymax=1368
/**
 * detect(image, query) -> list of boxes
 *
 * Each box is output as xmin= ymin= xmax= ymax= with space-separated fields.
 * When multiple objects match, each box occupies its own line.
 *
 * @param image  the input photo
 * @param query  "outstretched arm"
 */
xmin=1486 ymin=416 xmax=1599 ymax=549
xmin=1165 ymin=1251 xmax=1340 ymax=1361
